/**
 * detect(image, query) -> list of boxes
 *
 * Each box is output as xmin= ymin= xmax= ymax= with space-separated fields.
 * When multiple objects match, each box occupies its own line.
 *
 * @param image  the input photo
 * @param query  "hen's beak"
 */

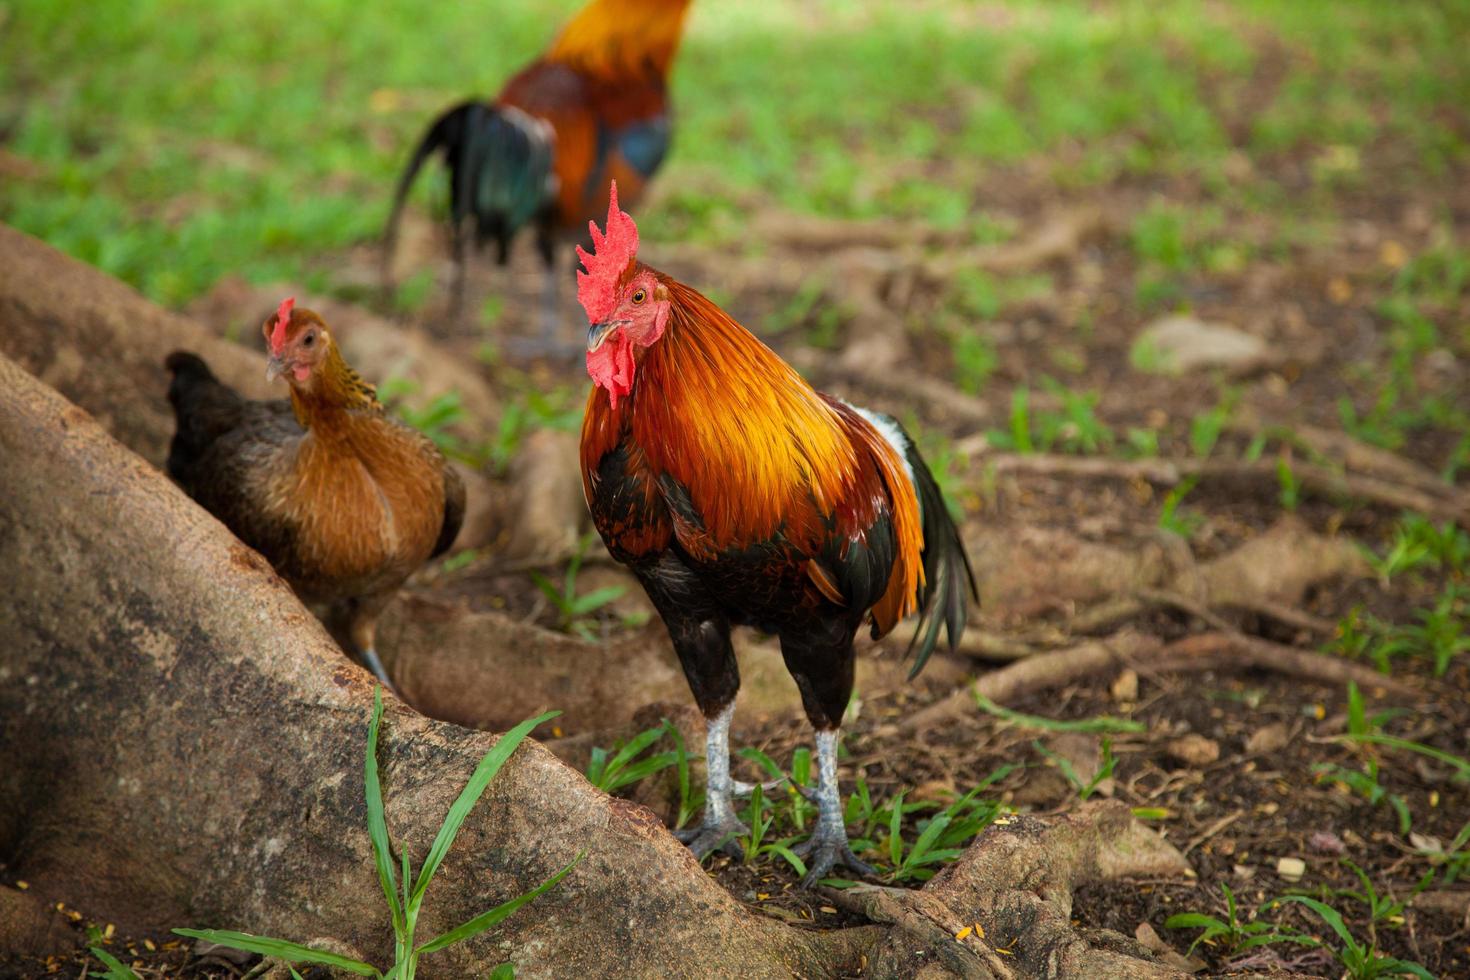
xmin=265 ymin=355 xmax=289 ymax=383
xmin=586 ymin=319 xmax=628 ymax=353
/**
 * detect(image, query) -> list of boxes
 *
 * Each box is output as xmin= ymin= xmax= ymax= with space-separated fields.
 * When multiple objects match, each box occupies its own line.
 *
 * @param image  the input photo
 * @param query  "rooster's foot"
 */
xmin=792 ymin=824 xmax=876 ymax=887
xmin=730 ymin=776 xmax=790 ymax=798
xmin=674 ymin=814 xmax=749 ymax=861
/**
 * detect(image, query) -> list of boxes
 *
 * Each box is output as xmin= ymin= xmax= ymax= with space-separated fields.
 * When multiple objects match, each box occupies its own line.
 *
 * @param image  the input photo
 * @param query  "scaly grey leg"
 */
xmin=674 ymin=702 xmax=750 ymax=859
xmin=792 ymin=729 xmax=875 ymax=887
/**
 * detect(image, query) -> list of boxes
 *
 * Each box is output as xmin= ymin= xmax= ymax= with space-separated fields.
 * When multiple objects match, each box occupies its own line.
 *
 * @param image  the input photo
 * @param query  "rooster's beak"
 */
xmin=265 ymin=356 xmax=288 ymax=383
xmin=587 ymin=319 xmax=628 ymax=353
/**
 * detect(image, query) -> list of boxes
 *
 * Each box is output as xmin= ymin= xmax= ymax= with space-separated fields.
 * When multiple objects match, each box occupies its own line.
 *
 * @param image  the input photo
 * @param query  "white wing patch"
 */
xmin=847 ymin=402 xmax=918 ymax=495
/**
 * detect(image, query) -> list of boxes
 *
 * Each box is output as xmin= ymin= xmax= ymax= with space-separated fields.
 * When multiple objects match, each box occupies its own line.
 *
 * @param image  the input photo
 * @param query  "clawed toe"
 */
xmin=730 ymin=776 xmax=790 ymax=798
xmin=674 ymin=820 xmax=748 ymax=861
xmin=794 ymin=832 xmax=876 ymax=887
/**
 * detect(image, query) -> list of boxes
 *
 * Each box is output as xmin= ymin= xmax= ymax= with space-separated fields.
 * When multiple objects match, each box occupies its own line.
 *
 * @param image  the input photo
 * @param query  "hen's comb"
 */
xmin=576 ymin=182 xmax=639 ymax=324
xmin=269 ymin=296 xmax=295 ymax=355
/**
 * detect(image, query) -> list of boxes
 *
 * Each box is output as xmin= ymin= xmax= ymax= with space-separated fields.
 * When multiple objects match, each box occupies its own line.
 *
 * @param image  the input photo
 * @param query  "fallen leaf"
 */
xmin=1245 ymin=722 xmax=1290 ymax=755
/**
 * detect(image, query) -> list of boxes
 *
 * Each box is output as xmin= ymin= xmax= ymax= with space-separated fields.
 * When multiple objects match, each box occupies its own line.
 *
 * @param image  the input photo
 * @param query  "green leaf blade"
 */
xmin=409 ymin=710 xmax=560 ymax=912
xmin=171 ymin=930 xmax=379 ymax=977
xmin=416 ymin=853 xmax=582 ymax=955
xmin=365 ymin=687 xmax=404 ymax=931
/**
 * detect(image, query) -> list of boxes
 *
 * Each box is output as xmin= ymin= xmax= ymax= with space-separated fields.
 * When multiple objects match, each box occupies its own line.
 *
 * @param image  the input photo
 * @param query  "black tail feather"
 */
xmin=383 ymin=100 xmax=477 ymax=291
xmin=383 ymin=100 xmax=554 ymax=294
xmin=899 ymin=430 xmax=979 ymax=680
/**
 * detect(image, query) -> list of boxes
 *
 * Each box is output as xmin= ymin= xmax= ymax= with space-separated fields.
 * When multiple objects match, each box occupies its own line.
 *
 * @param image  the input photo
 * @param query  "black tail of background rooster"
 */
xmin=383 ymin=100 xmax=555 ymax=308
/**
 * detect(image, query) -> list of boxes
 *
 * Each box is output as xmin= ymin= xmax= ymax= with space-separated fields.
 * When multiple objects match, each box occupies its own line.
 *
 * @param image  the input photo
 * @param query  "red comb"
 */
xmin=576 ymin=182 xmax=639 ymax=324
xmin=269 ymin=296 xmax=295 ymax=355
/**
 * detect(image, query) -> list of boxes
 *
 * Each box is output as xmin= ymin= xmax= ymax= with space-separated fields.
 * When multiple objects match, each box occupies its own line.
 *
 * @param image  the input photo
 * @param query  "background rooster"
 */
xmin=385 ymin=0 xmax=692 ymax=352
xmin=165 ymin=298 xmax=465 ymax=690
xmin=577 ymin=186 xmax=977 ymax=884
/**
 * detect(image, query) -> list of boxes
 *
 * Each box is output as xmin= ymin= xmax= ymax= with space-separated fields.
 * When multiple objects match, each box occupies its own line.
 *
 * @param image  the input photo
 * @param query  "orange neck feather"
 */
xmin=288 ymin=344 xmax=381 ymax=431
xmin=595 ymin=276 xmax=863 ymax=549
xmin=548 ymin=0 xmax=692 ymax=78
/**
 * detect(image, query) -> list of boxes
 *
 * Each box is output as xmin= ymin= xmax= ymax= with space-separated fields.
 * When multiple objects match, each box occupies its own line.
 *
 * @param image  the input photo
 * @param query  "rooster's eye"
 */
xmin=631 ymin=288 xmax=646 ymax=305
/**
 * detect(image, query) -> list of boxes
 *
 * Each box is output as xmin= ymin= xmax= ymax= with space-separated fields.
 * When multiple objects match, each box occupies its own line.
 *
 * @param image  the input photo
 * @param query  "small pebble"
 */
xmin=1165 ymin=734 xmax=1219 ymax=767
xmin=1111 ymin=669 xmax=1138 ymax=703
xmin=1245 ymin=722 xmax=1290 ymax=755
xmin=1277 ymin=857 xmax=1307 ymax=882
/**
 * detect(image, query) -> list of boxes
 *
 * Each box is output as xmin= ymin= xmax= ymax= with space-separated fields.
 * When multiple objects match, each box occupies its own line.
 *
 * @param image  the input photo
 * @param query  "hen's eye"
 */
xmin=302 ymin=333 xmax=315 ymax=347
xmin=631 ymin=288 xmax=647 ymax=305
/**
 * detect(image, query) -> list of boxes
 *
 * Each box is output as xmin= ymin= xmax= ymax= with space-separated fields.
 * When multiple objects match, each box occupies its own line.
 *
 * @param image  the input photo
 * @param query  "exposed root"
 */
xmin=1134 ymin=587 xmax=1237 ymax=634
xmin=1146 ymin=632 xmax=1421 ymax=697
xmin=902 ymin=631 xmax=1163 ymax=735
xmin=867 ymin=801 xmax=1190 ymax=979
xmin=989 ymin=453 xmax=1469 ymax=527
xmin=1215 ymin=597 xmax=1338 ymax=637
xmin=816 ymin=884 xmax=1010 ymax=980
xmin=1230 ymin=414 xmax=1455 ymax=501
xmin=905 ymin=628 xmax=1419 ymax=735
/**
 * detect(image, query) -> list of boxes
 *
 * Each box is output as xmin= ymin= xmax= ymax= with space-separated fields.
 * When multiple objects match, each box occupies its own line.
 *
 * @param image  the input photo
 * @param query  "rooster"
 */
xmin=576 ymin=185 xmax=977 ymax=884
xmin=165 ymin=299 xmax=465 ymax=690
xmin=385 ymin=0 xmax=692 ymax=352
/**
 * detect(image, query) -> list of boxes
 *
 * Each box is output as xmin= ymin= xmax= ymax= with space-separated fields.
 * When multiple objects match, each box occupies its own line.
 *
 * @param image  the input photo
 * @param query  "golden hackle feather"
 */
xmin=547 ymin=0 xmax=692 ymax=78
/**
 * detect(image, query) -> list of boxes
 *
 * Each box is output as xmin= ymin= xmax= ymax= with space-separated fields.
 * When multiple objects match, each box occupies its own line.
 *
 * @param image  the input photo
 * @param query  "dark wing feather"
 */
xmin=430 ymin=463 xmax=466 ymax=559
xmin=164 ymin=350 xmax=304 ymax=563
xmin=816 ymin=505 xmax=896 ymax=621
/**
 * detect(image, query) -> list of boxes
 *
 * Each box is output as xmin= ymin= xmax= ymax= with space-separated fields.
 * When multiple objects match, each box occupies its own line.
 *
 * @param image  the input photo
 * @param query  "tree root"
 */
xmin=816 ymin=885 xmax=1012 ymax=980
xmin=867 ymin=801 xmax=1191 ymax=980
xmin=905 ymin=628 xmax=1419 ymax=735
xmin=989 ymin=453 xmax=1469 ymax=527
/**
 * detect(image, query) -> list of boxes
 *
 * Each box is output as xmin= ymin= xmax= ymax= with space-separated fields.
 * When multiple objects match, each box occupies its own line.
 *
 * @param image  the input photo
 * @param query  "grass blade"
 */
xmin=973 ymin=690 xmax=1144 ymax=733
xmin=568 ymin=585 xmax=626 ymax=615
xmin=365 ymin=687 xmax=403 ymax=931
xmin=88 ymin=947 xmax=141 ymax=980
xmin=888 ymin=790 xmax=905 ymax=868
xmin=1274 ymin=896 xmax=1357 ymax=950
xmin=415 ymin=853 xmax=582 ymax=955
xmin=171 ymin=930 xmax=379 ymax=976
xmin=409 ymin=710 xmax=560 ymax=912
xmin=1344 ymin=733 xmax=1470 ymax=781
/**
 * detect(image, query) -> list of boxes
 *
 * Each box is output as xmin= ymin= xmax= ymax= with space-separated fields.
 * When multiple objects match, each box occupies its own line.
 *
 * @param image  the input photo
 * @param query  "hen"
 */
xmin=165 ymin=299 xmax=465 ymax=689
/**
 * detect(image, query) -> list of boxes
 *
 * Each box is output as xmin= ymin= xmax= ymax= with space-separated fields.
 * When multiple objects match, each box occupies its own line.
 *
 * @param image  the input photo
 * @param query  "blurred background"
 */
xmin=2 ymin=0 xmax=1466 ymax=470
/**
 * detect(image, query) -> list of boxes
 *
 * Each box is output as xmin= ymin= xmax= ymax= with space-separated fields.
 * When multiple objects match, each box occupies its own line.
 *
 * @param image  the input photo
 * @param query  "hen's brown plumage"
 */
xmin=165 ymin=306 xmax=464 ymax=688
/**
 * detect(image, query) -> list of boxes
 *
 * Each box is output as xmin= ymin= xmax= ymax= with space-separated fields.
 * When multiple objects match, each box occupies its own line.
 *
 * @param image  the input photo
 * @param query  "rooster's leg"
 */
xmin=447 ymin=217 xmax=468 ymax=323
xmin=792 ymin=729 xmax=875 ymax=886
xmin=505 ymin=244 xmax=580 ymax=359
xmin=673 ymin=702 xmax=750 ymax=859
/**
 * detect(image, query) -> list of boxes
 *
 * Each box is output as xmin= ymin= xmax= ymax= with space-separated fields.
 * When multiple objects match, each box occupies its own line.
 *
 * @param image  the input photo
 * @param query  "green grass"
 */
xmin=530 ymin=532 xmax=627 ymax=640
xmin=1169 ymin=883 xmax=1436 ymax=978
xmin=174 ymin=688 xmax=575 ymax=980
xmin=4 ymin=0 xmax=1467 ymax=306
